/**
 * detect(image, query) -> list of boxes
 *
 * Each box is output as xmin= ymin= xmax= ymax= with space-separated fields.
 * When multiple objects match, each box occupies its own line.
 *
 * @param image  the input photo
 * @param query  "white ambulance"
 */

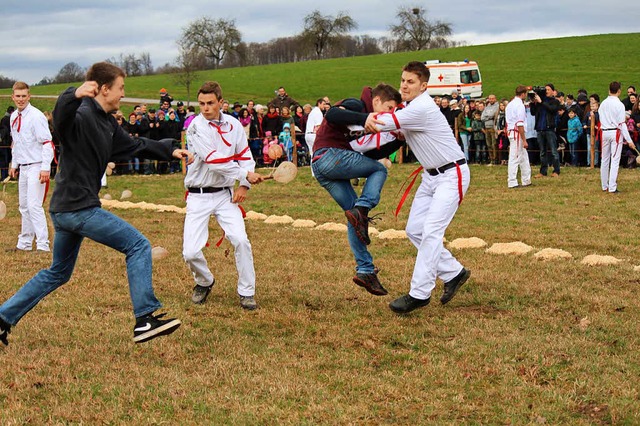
xmin=423 ymin=59 xmax=483 ymax=98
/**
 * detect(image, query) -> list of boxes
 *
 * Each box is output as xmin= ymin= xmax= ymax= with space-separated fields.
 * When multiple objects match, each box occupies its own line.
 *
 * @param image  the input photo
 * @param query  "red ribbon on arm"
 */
xmin=394 ymin=166 xmax=423 ymax=217
xmin=43 ymin=140 xmax=58 ymax=165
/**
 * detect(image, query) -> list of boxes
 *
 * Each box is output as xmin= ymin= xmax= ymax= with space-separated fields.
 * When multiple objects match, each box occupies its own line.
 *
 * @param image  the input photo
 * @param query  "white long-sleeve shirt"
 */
xmin=376 ymin=90 xmax=464 ymax=169
xmin=184 ymin=113 xmax=255 ymax=189
xmin=304 ymin=106 xmax=324 ymax=150
xmin=505 ymin=96 xmax=526 ymax=132
xmin=10 ymin=103 xmax=54 ymax=171
xmin=598 ymin=95 xmax=632 ymax=143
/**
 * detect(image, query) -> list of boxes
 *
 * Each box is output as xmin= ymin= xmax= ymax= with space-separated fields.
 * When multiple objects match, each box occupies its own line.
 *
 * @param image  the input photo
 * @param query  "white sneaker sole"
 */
xmin=133 ymin=319 xmax=181 ymax=343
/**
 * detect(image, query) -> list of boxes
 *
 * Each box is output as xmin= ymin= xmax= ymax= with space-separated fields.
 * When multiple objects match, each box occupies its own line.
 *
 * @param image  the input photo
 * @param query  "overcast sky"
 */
xmin=1 ymin=0 xmax=638 ymax=84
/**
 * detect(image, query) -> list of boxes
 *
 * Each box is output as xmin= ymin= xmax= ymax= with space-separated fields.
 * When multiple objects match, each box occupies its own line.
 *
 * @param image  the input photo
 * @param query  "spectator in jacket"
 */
xmin=530 ymin=84 xmax=561 ymax=177
xmin=269 ymin=86 xmax=298 ymax=111
xmin=263 ymin=104 xmax=282 ymax=137
xmin=456 ymin=103 xmax=472 ymax=161
xmin=481 ymin=94 xmax=499 ymax=165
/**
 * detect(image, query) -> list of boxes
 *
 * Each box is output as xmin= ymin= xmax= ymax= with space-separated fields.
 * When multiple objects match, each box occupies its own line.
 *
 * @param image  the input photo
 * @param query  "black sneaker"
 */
xmin=133 ymin=313 xmax=181 ymax=343
xmin=0 ymin=318 xmax=11 ymax=346
xmin=441 ymin=268 xmax=471 ymax=305
xmin=353 ymin=272 xmax=388 ymax=296
xmin=345 ymin=206 xmax=371 ymax=245
xmin=389 ymin=294 xmax=431 ymax=314
xmin=192 ymin=280 xmax=214 ymax=305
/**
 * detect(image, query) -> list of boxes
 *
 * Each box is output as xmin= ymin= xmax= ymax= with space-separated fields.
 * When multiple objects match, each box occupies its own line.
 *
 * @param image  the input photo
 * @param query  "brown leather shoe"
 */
xmin=551 ymin=172 xmax=559 ymax=177
xmin=353 ymin=273 xmax=388 ymax=296
xmin=345 ymin=207 xmax=371 ymax=245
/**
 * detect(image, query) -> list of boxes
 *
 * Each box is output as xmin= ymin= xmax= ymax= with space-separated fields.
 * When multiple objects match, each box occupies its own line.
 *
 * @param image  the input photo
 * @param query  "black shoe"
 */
xmin=389 ymin=294 xmax=431 ymax=313
xmin=353 ymin=272 xmax=388 ymax=296
xmin=345 ymin=206 xmax=371 ymax=245
xmin=191 ymin=280 xmax=214 ymax=305
xmin=0 ymin=318 xmax=11 ymax=346
xmin=441 ymin=268 xmax=471 ymax=305
xmin=133 ymin=313 xmax=181 ymax=343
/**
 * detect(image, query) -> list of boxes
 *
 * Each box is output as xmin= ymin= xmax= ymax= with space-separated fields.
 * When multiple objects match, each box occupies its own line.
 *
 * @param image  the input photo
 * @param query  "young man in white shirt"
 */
xmin=373 ymin=61 xmax=472 ymax=314
xmin=183 ymin=81 xmax=264 ymax=310
xmin=8 ymin=81 xmax=55 ymax=252
xmin=599 ymin=81 xmax=636 ymax=193
xmin=505 ymin=85 xmax=532 ymax=188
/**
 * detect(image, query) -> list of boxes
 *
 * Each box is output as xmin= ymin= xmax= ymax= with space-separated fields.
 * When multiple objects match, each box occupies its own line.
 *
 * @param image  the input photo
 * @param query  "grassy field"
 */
xmin=1 ymin=33 xmax=639 ymax=106
xmin=1 ymin=163 xmax=639 ymax=424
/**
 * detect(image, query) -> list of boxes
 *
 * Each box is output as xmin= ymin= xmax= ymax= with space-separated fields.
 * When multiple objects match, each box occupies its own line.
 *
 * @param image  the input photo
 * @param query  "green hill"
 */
xmin=2 ymin=33 xmax=638 ymax=110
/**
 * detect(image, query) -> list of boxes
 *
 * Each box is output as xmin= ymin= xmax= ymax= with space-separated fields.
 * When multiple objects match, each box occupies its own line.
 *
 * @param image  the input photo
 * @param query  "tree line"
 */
xmin=0 ymin=6 xmax=458 ymax=88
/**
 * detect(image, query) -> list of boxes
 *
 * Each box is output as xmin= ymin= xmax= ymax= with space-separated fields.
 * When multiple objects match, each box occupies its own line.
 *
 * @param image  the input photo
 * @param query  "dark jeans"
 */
xmin=537 ymin=130 xmax=560 ymax=175
xmin=0 ymin=146 xmax=10 ymax=180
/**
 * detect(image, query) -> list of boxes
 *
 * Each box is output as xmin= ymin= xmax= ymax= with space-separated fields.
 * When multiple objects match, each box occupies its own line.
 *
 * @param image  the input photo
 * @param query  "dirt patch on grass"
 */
xmin=581 ymin=254 xmax=623 ymax=266
xmin=533 ymin=248 xmax=573 ymax=261
xmin=575 ymin=401 xmax=611 ymax=424
xmin=448 ymin=237 xmax=488 ymax=249
xmin=486 ymin=241 xmax=533 ymax=255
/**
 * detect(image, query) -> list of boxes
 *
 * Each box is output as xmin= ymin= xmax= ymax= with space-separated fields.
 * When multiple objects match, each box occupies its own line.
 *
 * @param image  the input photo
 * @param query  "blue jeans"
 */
xmin=312 ymin=148 xmax=387 ymax=274
xmin=537 ymin=130 xmax=560 ymax=175
xmin=569 ymin=143 xmax=577 ymax=166
xmin=459 ymin=133 xmax=470 ymax=161
xmin=0 ymin=207 xmax=161 ymax=325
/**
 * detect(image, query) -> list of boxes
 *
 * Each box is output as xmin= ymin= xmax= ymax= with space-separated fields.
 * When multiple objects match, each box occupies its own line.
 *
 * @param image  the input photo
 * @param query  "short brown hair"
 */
xmin=609 ymin=81 xmax=621 ymax=94
xmin=198 ymin=81 xmax=223 ymax=100
xmin=403 ymin=61 xmax=430 ymax=83
xmin=372 ymin=83 xmax=402 ymax=105
xmin=86 ymin=62 xmax=125 ymax=89
xmin=515 ymin=85 xmax=528 ymax=96
xmin=12 ymin=81 xmax=29 ymax=92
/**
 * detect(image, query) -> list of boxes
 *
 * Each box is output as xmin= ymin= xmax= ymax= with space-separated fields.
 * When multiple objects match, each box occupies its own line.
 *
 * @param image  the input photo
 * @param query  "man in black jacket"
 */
xmin=0 ymin=106 xmax=14 ymax=180
xmin=530 ymin=84 xmax=561 ymax=177
xmin=0 ymin=62 xmax=193 ymax=346
xmin=312 ymin=84 xmax=402 ymax=297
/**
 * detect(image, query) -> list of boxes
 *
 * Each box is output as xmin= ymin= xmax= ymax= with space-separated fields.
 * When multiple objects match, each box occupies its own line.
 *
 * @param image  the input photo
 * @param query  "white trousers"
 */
xmin=507 ymin=135 xmax=531 ymax=188
xmin=182 ymin=189 xmax=256 ymax=297
xmin=405 ymin=164 xmax=471 ymax=300
xmin=17 ymin=163 xmax=50 ymax=251
xmin=305 ymin=133 xmax=316 ymax=155
xmin=600 ymin=132 xmax=622 ymax=192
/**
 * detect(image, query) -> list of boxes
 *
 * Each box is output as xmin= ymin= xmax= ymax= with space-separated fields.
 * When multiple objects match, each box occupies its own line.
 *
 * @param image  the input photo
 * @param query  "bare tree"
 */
xmin=139 ymin=52 xmax=154 ymax=75
xmin=174 ymin=44 xmax=202 ymax=107
xmin=302 ymin=10 xmax=357 ymax=58
xmin=179 ymin=17 xmax=242 ymax=69
xmin=389 ymin=6 xmax=453 ymax=51
xmin=53 ymin=62 xmax=86 ymax=84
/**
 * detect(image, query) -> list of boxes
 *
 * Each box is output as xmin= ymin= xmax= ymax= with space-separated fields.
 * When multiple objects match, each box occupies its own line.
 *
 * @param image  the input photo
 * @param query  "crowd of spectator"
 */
xmin=434 ymin=84 xmax=640 ymax=170
xmin=3 ymin=82 xmax=639 ymax=179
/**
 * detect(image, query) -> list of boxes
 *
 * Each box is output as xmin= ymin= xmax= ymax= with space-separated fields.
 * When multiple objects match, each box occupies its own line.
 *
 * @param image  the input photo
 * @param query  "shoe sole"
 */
xmin=134 ymin=319 xmax=182 ymax=343
xmin=345 ymin=210 xmax=370 ymax=245
xmin=353 ymin=276 xmax=388 ymax=296
xmin=441 ymin=269 xmax=471 ymax=305
xmin=191 ymin=287 xmax=212 ymax=304
xmin=241 ymin=303 xmax=258 ymax=311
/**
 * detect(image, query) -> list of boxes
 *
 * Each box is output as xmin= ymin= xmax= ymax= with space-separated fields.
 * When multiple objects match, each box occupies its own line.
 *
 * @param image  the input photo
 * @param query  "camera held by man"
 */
xmin=527 ymin=86 xmax=546 ymax=102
